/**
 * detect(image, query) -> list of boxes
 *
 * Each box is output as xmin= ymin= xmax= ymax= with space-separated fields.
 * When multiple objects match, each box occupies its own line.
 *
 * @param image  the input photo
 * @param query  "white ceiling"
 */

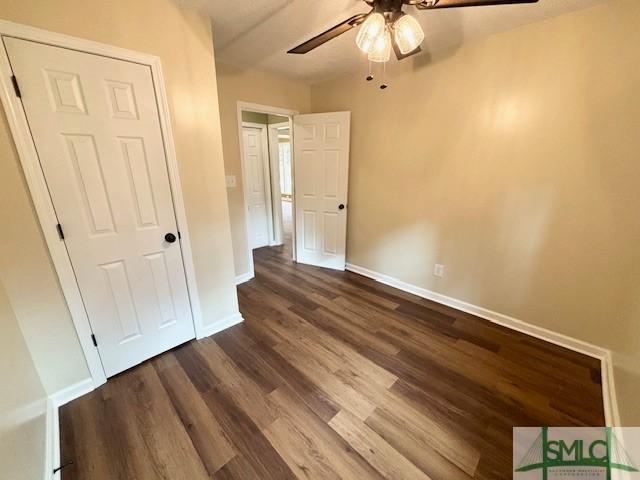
xmin=184 ymin=0 xmax=606 ymax=84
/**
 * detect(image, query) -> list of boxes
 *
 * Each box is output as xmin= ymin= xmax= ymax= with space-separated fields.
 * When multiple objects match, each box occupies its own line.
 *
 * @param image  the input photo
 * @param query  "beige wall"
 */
xmin=0 ymin=0 xmax=238 ymax=393
xmin=311 ymin=0 xmax=640 ymax=424
xmin=0 ymin=281 xmax=47 ymax=480
xmin=216 ymin=62 xmax=310 ymax=276
xmin=268 ymin=114 xmax=289 ymax=125
xmin=241 ymin=112 xmax=288 ymax=125
xmin=242 ymin=111 xmax=269 ymax=124
xmin=0 ymin=105 xmax=89 ymax=394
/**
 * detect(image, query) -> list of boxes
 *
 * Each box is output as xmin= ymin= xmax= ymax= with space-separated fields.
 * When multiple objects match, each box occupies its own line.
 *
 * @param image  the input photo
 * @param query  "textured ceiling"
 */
xmin=183 ymin=0 xmax=606 ymax=84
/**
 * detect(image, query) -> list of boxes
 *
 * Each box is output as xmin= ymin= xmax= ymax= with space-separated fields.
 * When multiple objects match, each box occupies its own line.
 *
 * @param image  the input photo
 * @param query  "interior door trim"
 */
xmin=0 ymin=20 xmax=203 ymax=389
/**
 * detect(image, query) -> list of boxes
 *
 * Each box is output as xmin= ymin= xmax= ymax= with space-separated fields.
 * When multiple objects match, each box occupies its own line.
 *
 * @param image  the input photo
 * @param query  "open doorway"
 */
xmin=269 ymin=121 xmax=293 ymax=257
xmin=237 ymin=103 xmax=351 ymax=280
xmin=237 ymin=103 xmax=297 ymax=277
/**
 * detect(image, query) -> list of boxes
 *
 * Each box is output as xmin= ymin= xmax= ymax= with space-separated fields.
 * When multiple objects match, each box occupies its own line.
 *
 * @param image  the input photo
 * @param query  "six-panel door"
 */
xmin=5 ymin=37 xmax=195 ymax=377
xmin=293 ymin=112 xmax=351 ymax=270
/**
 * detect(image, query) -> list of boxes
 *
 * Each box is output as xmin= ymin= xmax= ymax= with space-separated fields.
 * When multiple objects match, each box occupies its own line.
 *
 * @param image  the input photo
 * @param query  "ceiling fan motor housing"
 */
xmin=366 ymin=0 xmax=405 ymax=13
xmin=365 ymin=0 xmax=433 ymax=12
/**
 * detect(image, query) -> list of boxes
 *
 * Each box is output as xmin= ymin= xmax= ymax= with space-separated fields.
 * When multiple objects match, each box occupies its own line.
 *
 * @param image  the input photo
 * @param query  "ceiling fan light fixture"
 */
xmin=393 ymin=14 xmax=425 ymax=54
xmin=368 ymin=28 xmax=391 ymax=63
xmin=355 ymin=12 xmax=386 ymax=53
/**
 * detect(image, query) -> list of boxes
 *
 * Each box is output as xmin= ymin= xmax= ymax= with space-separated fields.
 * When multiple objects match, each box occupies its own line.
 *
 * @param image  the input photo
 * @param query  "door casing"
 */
xmin=0 ymin=20 xmax=203 ymax=389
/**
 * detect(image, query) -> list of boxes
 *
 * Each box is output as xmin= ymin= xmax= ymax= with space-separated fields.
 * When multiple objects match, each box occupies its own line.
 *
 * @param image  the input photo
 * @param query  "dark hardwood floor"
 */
xmin=59 ymin=227 xmax=604 ymax=479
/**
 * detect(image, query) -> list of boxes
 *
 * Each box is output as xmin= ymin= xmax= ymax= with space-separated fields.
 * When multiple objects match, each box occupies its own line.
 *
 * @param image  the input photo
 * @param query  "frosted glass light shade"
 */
xmin=393 ymin=14 xmax=424 ymax=54
xmin=368 ymin=29 xmax=391 ymax=63
xmin=355 ymin=13 xmax=386 ymax=54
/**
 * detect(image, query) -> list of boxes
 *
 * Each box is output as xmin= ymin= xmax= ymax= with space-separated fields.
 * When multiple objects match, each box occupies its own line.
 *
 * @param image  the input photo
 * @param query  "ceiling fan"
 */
xmin=288 ymin=0 xmax=539 ymax=88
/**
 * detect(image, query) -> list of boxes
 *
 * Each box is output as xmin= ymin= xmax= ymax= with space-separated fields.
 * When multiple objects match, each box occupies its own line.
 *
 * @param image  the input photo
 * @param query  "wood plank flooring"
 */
xmin=60 ymin=238 xmax=604 ymax=479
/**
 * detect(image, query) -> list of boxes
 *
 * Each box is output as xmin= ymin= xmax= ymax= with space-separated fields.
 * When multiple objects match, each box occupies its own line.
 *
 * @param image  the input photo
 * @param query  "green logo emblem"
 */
xmin=515 ymin=427 xmax=638 ymax=479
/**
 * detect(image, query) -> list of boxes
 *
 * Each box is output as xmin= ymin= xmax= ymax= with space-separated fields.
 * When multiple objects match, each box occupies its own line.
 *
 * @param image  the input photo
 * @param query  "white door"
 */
xmin=242 ymin=126 xmax=272 ymax=249
xmin=293 ymin=112 xmax=350 ymax=270
xmin=5 ymin=38 xmax=195 ymax=377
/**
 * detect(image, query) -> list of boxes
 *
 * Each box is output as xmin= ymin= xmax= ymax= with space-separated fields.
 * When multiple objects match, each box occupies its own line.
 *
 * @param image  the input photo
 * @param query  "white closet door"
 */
xmin=5 ymin=37 xmax=195 ymax=377
xmin=293 ymin=112 xmax=350 ymax=270
xmin=242 ymin=126 xmax=271 ymax=249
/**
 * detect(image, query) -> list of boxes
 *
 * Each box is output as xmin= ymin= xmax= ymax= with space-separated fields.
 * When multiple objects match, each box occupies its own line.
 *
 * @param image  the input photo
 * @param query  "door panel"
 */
xmin=144 ymin=251 xmax=178 ymax=327
xmin=5 ymin=37 xmax=195 ymax=377
xmin=293 ymin=112 xmax=350 ymax=270
xmin=101 ymin=260 xmax=142 ymax=343
xmin=121 ymin=137 xmax=159 ymax=228
xmin=64 ymin=134 xmax=117 ymax=234
xmin=242 ymin=127 xmax=271 ymax=249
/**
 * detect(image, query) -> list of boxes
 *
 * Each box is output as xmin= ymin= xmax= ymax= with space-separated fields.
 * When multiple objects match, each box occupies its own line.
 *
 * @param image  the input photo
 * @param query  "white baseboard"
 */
xmin=50 ymin=378 xmax=95 ymax=408
xmin=196 ymin=312 xmax=244 ymax=339
xmin=44 ymin=398 xmax=60 ymax=480
xmin=235 ymin=271 xmax=255 ymax=285
xmin=345 ymin=262 xmax=620 ymax=426
xmin=601 ymin=352 xmax=621 ymax=427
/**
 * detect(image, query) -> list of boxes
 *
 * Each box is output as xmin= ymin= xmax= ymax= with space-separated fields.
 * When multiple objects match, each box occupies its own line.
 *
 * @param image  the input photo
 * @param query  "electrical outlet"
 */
xmin=433 ymin=264 xmax=445 ymax=278
xmin=225 ymin=175 xmax=237 ymax=188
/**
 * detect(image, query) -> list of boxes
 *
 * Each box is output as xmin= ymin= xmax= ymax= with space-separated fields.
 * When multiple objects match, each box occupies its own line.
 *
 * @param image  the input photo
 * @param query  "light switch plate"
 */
xmin=226 ymin=175 xmax=236 ymax=188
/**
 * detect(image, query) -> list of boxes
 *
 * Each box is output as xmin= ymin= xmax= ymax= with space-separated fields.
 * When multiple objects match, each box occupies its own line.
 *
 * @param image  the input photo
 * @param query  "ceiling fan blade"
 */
xmin=288 ymin=13 xmax=368 ymax=54
xmin=391 ymin=35 xmax=422 ymax=61
xmin=416 ymin=0 xmax=538 ymax=9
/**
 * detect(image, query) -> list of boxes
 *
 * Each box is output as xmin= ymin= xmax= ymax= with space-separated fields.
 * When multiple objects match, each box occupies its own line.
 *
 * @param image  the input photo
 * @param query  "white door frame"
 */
xmin=241 ymin=122 xmax=274 ymax=248
xmin=267 ymin=121 xmax=290 ymax=247
xmin=235 ymin=102 xmax=298 ymax=282
xmin=0 ymin=20 xmax=203 ymax=389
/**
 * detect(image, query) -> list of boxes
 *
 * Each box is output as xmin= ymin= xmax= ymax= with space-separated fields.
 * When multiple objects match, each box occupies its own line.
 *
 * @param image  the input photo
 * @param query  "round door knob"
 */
xmin=164 ymin=233 xmax=177 ymax=243
xmin=338 ymin=204 xmax=345 ymax=210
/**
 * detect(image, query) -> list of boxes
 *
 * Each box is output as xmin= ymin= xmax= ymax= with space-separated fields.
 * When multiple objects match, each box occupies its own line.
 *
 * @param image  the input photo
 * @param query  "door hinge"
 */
xmin=91 ymin=334 xmax=98 ymax=347
xmin=11 ymin=75 xmax=21 ymax=98
xmin=56 ymin=223 xmax=65 ymax=240
xmin=178 ymin=231 xmax=182 ymax=239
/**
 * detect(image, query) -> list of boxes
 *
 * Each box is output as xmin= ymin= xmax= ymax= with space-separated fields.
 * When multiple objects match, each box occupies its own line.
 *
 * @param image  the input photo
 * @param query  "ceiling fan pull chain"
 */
xmin=366 ymin=59 xmax=374 ymax=82
xmin=380 ymin=60 xmax=388 ymax=90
